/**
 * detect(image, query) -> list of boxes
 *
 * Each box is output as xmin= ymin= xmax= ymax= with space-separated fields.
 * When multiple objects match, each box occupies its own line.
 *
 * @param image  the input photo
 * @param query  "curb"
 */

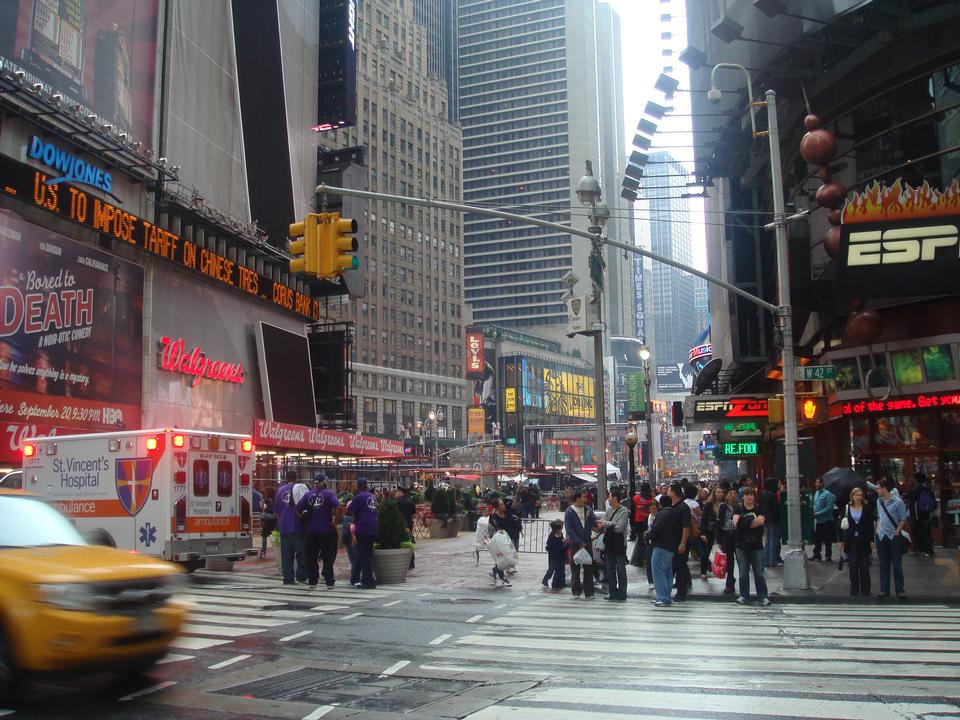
xmin=665 ymin=592 xmax=960 ymax=605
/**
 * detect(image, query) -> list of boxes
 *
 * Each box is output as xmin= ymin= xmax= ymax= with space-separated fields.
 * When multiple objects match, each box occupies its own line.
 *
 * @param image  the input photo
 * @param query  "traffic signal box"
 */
xmin=766 ymin=394 xmax=827 ymax=425
xmin=288 ymin=212 xmax=359 ymax=279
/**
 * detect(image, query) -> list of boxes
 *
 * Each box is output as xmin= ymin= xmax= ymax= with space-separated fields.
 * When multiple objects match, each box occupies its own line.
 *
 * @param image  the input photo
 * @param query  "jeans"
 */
xmin=735 ymin=547 xmax=768 ymax=601
xmin=876 ymin=534 xmax=905 ymax=595
xmin=605 ymin=551 xmax=628 ymax=600
xmin=813 ymin=521 xmax=835 ymax=560
xmin=352 ymin=533 xmax=376 ymax=587
xmin=569 ymin=544 xmax=595 ymax=597
xmin=651 ymin=547 xmax=675 ymax=604
xmin=719 ymin=533 xmax=737 ymax=591
xmin=260 ymin=533 xmax=269 ymax=557
xmin=764 ymin=524 xmax=781 ymax=567
xmin=542 ymin=555 xmax=566 ymax=589
xmin=699 ymin=536 xmax=715 ymax=576
xmin=673 ymin=549 xmax=691 ymax=600
xmin=913 ymin=514 xmax=933 ymax=554
xmin=304 ymin=532 xmax=322 ymax=586
xmin=280 ymin=532 xmax=306 ymax=584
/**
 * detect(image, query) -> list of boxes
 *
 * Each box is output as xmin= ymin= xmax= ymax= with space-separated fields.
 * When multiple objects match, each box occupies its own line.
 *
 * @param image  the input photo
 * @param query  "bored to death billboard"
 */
xmin=0 ymin=0 xmax=159 ymax=147
xmin=0 ymin=209 xmax=143 ymax=461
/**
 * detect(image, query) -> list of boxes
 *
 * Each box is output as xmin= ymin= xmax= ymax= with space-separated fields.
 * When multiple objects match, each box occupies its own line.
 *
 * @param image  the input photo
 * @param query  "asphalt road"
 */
xmin=5 ymin=568 xmax=960 ymax=720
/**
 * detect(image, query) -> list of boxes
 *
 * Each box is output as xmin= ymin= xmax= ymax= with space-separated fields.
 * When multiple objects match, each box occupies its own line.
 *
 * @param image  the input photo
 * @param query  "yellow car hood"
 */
xmin=1 ymin=545 xmax=181 ymax=584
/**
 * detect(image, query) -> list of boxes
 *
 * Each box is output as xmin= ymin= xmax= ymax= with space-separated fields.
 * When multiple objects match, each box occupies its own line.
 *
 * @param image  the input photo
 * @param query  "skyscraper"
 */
xmin=326 ymin=0 xmax=469 ymax=439
xmin=412 ymin=0 xmax=459 ymax=121
xmin=458 ymin=0 xmax=628 ymax=343
xmin=646 ymin=151 xmax=697 ymax=395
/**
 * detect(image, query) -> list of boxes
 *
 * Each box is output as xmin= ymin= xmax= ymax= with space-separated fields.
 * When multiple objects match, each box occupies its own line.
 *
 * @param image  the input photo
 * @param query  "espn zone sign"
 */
xmin=837 ymin=219 xmax=960 ymax=297
xmin=693 ymin=397 xmax=769 ymax=420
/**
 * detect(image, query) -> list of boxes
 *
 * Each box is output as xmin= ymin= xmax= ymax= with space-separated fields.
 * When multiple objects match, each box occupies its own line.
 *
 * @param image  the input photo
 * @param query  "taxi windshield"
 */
xmin=0 ymin=496 xmax=87 ymax=547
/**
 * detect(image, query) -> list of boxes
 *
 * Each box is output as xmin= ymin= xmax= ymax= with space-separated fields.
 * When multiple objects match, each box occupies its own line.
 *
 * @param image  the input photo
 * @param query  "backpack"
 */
xmin=918 ymin=489 xmax=935 ymax=514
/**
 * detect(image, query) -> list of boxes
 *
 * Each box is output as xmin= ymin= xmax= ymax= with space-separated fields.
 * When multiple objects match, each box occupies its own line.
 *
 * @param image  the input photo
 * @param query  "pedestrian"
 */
xmin=601 ymin=488 xmax=629 ymax=602
xmin=542 ymin=519 xmax=567 ymax=590
xmin=563 ymin=490 xmax=597 ymax=599
xmin=811 ymin=477 xmax=836 ymax=562
xmin=646 ymin=483 xmax=689 ymax=607
xmin=502 ymin=498 xmax=523 ymax=553
xmin=643 ymin=497 xmax=665 ymax=588
xmin=875 ymin=477 xmax=909 ymax=600
xmin=905 ymin=473 xmax=936 ymax=557
xmin=297 ymin=473 xmax=341 ymax=589
xmin=259 ymin=497 xmax=276 ymax=559
xmin=841 ymin=486 xmax=873 ymax=596
xmin=347 ymin=478 xmax=379 ymax=589
xmin=760 ymin=477 xmax=782 ymax=567
xmin=732 ymin=487 xmax=770 ymax=606
xmin=630 ymin=483 xmax=655 ymax=566
xmin=340 ymin=495 xmax=358 ymax=583
xmin=395 ymin=487 xmax=417 ymax=569
xmin=488 ymin=499 xmax=513 ymax=586
xmin=673 ymin=484 xmax=699 ymax=600
xmin=717 ymin=488 xmax=739 ymax=595
xmin=276 ymin=470 xmax=308 ymax=585
xmin=701 ymin=486 xmax=723 ymax=577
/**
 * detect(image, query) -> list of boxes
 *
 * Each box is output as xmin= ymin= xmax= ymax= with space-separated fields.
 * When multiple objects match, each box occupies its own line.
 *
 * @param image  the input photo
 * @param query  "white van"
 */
xmin=22 ymin=428 xmax=257 ymax=571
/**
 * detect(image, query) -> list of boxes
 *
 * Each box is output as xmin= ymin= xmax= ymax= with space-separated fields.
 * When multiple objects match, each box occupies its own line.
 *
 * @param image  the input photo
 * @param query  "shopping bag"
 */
xmin=488 ymin=530 xmax=518 ymax=571
xmin=711 ymin=546 xmax=727 ymax=579
xmin=573 ymin=547 xmax=593 ymax=565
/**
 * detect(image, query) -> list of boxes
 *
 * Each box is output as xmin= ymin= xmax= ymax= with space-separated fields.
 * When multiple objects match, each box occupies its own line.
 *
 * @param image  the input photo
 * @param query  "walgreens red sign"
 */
xmin=158 ymin=336 xmax=244 ymax=386
xmin=254 ymin=419 xmax=405 ymax=458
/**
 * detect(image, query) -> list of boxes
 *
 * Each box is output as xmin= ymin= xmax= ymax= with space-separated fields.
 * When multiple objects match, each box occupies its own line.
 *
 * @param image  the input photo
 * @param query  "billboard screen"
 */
xmin=0 ymin=209 xmax=143 ymax=460
xmin=0 ymin=0 xmax=160 ymax=147
xmin=656 ymin=363 xmax=694 ymax=395
xmin=254 ymin=322 xmax=317 ymax=428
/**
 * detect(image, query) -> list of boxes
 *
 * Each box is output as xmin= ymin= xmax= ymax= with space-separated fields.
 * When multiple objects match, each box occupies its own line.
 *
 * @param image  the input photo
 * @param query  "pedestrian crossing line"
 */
xmin=279 ymin=630 xmax=313 ymax=642
xmin=169 ymin=636 xmax=234 ymax=650
xmin=340 ymin=612 xmax=363 ymax=621
xmin=465 ymin=615 xmax=483 ymax=623
xmin=382 ymin=600 xmax=403 ymax=607
xmin=181 ymin=623 xmax=267 ymax=638
xmin=483 ymin=686 xmax=960 ymax=720
xmin=181 ymin=593 xmax=288 ymax=608
xmin=208 ymin=654 xmax=252 ymax=670
xmin=187 ymin=614 xmax=300 ymax=628
xmin=189 ymin=602 xmax=321 ymax=619
xmin=308 ymin=604 xmax=352 ymax=612
xmin=429 ymin=634 xmax=452 ymax=645
xmin=118 ymin=680 xmax=177 ymax=702
xmin=157 ymin=653 xmax=195 ymax=665
xmin=467 ymin=707 xmax=695 ymax=720
xmin=184 ymin=588 xmax=362 ymax=606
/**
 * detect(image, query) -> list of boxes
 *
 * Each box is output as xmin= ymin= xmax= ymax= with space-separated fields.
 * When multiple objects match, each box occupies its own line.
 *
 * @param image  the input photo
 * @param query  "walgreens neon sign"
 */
xmin=158 ymin=336 xmax=244 ymax=387
xmin=840 ymin=392 xmax=960 ymax=416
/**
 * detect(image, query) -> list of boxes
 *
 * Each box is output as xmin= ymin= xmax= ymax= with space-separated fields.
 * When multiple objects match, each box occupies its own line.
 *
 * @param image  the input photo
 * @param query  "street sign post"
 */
xmin=797 ymin=365 xmax=836 ymax=381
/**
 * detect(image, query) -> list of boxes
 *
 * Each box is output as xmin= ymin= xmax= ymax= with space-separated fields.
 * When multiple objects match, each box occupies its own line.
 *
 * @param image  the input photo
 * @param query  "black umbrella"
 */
xmin=822 ymin=467 xmax=867 ymax=503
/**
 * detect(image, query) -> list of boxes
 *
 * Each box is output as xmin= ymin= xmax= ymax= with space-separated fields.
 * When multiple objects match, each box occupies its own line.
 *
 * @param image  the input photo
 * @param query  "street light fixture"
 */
xmin=708 ymin=63 xmax=807 ymax=590
xmin=637 ymin=345 xmax=656 ymax=489
xmin=624 ymin=423 xmax=638 ymax=499
xmin=576 ymin=161 xmax=609 ymax=507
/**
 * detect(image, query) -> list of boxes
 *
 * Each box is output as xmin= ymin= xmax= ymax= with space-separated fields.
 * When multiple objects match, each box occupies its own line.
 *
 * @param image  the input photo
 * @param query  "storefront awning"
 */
xmin=253 ymin=420 xmax=406 ymax=459
xmin=572 ymin=473 xmax=598 ymax=484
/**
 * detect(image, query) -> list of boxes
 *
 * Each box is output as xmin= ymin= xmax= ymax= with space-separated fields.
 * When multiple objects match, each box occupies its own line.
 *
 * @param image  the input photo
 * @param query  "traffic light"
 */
xmin=768 ymin=395 xmax=784 ymax=425
xmin=288 ymin=213 xmax=321 ymax=276
xmin=317 ymin=212 xmax=359 ymax=278
xmin=799 ymin=396 xmax=827 ymax=424
xmin=671 ymin=401 xmax=684 ymax=427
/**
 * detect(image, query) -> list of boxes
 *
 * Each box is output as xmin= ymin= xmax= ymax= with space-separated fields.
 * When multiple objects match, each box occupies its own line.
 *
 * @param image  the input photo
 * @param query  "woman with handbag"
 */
xmin=700 ymin=486 xmax=723 ymax=579
xmin=716 ymin=488 xmax=739 ymax=595
xmin=842 ymin=487 xmax=874 ymax=596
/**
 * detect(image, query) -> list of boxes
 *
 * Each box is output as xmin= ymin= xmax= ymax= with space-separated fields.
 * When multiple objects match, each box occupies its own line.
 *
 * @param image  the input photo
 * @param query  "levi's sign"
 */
xmin=837 ymin=179 xmax=960 ymax=297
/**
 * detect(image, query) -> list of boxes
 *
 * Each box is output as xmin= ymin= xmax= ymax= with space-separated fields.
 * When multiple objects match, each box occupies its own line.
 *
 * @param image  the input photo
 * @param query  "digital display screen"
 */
xmin=719 ymin=442 xmax=759 ymax=457
xmin=254 ymin=322 xmax=317 ymax=428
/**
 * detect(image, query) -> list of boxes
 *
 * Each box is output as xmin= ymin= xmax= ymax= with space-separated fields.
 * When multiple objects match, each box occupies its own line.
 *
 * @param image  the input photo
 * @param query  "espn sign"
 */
xmin=465 ymin=329 xmax=484 ymax=376
xmin=692 ymin=396 xmax=769 ymax=421
xmin=837 ymin=218 xmax=960 ymax=298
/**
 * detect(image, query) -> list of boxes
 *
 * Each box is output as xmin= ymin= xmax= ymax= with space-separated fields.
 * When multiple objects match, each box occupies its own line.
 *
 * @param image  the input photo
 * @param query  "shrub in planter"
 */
xmin=430 ymin=487 xmax=449 ymax=520
xmin=374 ymin=498 xmax=414 ymax=584
xmin=424 ymin=484 xmax=437 ymax=502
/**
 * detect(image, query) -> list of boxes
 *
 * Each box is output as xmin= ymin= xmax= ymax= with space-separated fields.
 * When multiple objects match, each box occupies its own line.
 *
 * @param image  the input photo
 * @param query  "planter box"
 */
xmin=446 ymin=517 xmax=462 ymax=537
xmin=373 ymin=547 xmax=413 ymax=584
xmin=430 ymin=518 xmax=449 ymax=538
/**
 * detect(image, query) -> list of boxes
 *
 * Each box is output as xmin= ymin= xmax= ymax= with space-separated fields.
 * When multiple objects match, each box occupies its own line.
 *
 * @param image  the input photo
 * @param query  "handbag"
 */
xmin=840 ymin=507 xmax=850 ymax=531
xmin=711 ymin=546 xmax=727 ymax=579
xmin=573 ymin=547 xmax=593 ymax=565
xmin=878 ymin=499 xmax=912 ymax=548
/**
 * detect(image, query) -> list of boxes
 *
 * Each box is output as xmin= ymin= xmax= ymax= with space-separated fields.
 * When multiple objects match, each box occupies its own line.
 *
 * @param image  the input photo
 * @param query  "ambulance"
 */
xmin=21 ymin=428 xmax=257 ymax=571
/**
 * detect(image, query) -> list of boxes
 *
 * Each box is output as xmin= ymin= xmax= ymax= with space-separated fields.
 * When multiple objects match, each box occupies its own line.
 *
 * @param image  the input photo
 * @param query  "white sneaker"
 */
xmin=759 ymin=598 xmax=771 ymax=607
xmin=736 ymin=596 xmax=749 ymax=605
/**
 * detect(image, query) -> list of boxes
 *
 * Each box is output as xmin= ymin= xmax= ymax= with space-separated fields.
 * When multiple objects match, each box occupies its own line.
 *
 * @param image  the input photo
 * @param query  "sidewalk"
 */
xmin=230 ymin=519 xmax=959 ymax=603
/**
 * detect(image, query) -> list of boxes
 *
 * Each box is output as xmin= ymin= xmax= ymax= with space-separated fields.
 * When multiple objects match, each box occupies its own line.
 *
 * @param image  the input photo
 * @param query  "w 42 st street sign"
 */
xmin=797 ymin=365 xmax=836 ymax=381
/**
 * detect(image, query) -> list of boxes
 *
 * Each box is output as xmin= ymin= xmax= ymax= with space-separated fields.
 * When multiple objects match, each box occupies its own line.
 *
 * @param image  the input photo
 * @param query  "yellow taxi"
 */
xmin=0 ymin=491 xmax=188 ymax=703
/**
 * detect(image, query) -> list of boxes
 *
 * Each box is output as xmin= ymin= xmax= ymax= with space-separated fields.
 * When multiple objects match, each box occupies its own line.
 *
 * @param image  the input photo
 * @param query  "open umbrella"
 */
xmin=822 ymin=467 xmax=867 ymax=503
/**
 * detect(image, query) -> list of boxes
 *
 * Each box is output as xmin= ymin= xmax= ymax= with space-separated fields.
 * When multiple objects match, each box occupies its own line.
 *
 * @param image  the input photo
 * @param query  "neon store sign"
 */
xmin=840 ymin=392 xmax=960 ymax=416
xmin=158 ymin=336 xmax=244 ymax=387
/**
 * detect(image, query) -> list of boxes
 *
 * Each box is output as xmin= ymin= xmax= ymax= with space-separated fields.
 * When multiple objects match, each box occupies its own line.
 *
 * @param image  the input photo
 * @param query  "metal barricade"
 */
xmin=518 ymin=518 xmax=552 ymax=554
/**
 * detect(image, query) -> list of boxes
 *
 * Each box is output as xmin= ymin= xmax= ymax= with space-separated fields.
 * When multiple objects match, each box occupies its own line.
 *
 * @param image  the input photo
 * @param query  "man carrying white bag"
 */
xmin=481 ymin=501 xmax=518 ymax=586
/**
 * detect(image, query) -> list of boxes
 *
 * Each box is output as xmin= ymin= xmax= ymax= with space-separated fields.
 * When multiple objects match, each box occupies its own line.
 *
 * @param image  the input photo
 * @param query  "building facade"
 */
xmin=458 ymin=0 xmax=627 ymax=345
xmin=325 ymin=0 xmax=470 ymax=441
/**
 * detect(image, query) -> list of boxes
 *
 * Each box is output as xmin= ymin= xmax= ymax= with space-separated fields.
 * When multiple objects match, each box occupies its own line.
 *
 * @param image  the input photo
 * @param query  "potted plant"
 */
xmin=463 ymin=490 xmax=480 ymax=531
xmin=429 ymin=487 xmax=450 ymax=538
xmin=373 ymin=498 xmax=414 ymax=584
xmin=446 ymin=486 xmax=462 ymax=537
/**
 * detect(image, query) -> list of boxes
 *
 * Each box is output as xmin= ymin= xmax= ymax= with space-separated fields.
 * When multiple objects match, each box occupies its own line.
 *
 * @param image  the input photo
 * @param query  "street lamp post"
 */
xmin=639 ymin=345 xmax=656 ymax=488
xmin=624 ymin=423 xmax=638 ymax=499
xmin=576 ymin=161 xmax=610 ymax=507
xmin=709 ymin=64 xmax=808 ymax=590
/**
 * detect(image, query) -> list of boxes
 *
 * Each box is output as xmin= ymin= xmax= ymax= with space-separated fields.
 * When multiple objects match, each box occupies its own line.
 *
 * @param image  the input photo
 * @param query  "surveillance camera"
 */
xmin=14 ymin=70 xmax=25 ymax=82
xmin=31 ymin=82 xmax=43 ymax=93
xmin=707 ymin=88 xmax=722 ymax=104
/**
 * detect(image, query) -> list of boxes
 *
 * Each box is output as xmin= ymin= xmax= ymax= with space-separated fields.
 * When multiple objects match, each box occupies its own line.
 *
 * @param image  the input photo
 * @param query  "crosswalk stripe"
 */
xmin=157 ymin=653 xmax=195 ymax=665
xmin=169 ymin=636 xmax=233 ymax=650
xmin=188 ymin=614 xmax=298 ymax=628
xmin=182 ymin=623 xmax=266 ymax=638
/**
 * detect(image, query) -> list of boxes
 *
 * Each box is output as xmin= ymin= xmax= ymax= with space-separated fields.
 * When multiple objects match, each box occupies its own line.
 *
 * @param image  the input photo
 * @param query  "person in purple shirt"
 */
xmin=347 ymin=477 xmax=379 ymax=588
xmin=276 ymin=470 xmax=307 ymax=585
xmin=297 ymin=473 xmax=341 ymax=588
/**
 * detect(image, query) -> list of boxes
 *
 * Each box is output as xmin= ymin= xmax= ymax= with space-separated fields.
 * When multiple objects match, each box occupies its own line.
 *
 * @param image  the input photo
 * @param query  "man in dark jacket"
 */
xmin=563 ymin=490 xmax=598 ymax=599
xmin=733 ymin=487 xmax=769 ymax=606
xmin=276 ymin=470 xmax=306 ymax=585
xmin=297 ymin=473 xmax=340 ymax=588
xmin=647 ymin=483 xmax=689 ymax=607
xmin=759 ymin=477 xmax=782 ymax=567
xmin=905 ymin=473 xmax=936 ymax=556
